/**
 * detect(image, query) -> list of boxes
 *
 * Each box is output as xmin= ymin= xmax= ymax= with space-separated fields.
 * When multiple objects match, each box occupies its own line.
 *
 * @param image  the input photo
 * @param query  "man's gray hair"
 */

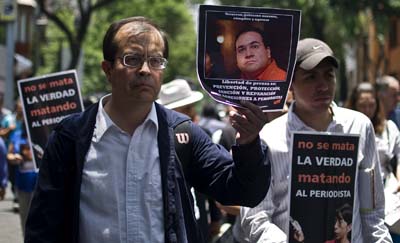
xmin=376 ymin=75 xmax=399 ymax=92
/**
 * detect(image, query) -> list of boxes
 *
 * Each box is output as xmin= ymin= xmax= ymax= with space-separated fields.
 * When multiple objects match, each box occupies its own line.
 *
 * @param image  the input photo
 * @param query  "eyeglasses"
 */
xmin=118 ymin=54 xmax=168 ymax=70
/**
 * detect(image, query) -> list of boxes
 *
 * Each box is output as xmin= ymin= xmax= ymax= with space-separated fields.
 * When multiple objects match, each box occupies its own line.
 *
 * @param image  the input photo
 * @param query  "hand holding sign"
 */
xmin=229 ymin=100 xmax=267 ymax=145
xmin=197 ymin=5 xmax=300 ymax=111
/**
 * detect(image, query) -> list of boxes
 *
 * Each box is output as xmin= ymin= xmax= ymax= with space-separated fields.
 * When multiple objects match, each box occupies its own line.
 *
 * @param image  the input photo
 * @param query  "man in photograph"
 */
xmin=235 ymin=27 xmax=287 ymax=81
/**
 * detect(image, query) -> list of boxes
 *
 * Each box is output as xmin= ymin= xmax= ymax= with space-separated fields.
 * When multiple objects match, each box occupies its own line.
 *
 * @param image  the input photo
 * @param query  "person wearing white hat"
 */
xmin=157 ymin=79 xmax=204 ymax=123
xmin=240 ymin=38 xmax=392 ymax=242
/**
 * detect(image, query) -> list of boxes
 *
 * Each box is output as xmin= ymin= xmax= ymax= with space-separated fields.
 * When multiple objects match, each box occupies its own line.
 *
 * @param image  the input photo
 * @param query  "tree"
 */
xmin=37 ymin=0 xmax=197 ymax=96
xmin=36 ymin=0 xmax=117 ymax=70
xmin=81 ymin=0 xmax=197 ymax=94
xmin=329 ymin=0 xmax=400 ymax=82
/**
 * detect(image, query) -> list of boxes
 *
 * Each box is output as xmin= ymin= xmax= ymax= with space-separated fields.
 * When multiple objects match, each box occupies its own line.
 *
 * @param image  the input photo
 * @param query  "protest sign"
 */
xmin=197 ymin=4 xmax=300 ymax=111
xmin=288 ymin=132 xmax=359 ymax=243
xmin=17 ymin=70 xmax=84 ymax=168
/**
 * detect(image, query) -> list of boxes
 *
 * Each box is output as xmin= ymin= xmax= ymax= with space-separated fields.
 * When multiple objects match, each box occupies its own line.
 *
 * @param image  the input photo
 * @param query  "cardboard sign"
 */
xmin=197 ymin=5 xmax=300 ymax=111
xmin=289 ymin=132 xmax=359 ymax=243
xmin=17 ymin=70 xmax=84 ymax=168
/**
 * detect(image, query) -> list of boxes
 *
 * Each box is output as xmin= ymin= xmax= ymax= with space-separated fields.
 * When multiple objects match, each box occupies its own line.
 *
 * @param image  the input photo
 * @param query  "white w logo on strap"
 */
xmin=175 ymin=133 xmax=189 ymax=144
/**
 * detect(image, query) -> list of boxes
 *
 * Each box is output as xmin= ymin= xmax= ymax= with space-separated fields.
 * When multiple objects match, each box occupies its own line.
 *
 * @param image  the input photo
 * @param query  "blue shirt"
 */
xmin=388 ymin=108 xmax=400 ymax=130
xmin=79 ymin=95 xmax=163 ymax=243
xmin=10 ymin=131 xmax=38 ymax=192
xmin=0 ymin=137 xmax=7 ymax=188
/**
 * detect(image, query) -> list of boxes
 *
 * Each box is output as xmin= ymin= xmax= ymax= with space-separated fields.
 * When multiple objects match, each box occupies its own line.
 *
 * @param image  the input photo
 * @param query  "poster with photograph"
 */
xmin=288 ymin=132 xmax=359 ymax=243
xmin=17 ymin=70 xmax=84 ymax=168
xmin=197 ymin=4 xmax=300 ymax=111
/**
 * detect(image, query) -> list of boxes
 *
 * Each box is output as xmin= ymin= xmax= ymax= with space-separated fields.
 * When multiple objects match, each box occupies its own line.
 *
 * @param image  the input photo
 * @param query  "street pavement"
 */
xmin=0 ymin=185 xmax=23 ymax=243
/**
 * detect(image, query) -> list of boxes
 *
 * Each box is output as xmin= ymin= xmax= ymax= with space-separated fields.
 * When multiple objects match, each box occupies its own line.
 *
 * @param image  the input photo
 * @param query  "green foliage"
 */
xmin=35 ymin=2 xmax=80 ymax=75
xmin=80 ymin=0 xmax=197 ymax=95
xmin=35 ymin=3 xmax=88 ymax=75
xmin=36 ymin=0 xmax=197 ymax=95
xmin=209 ymin=0 xmax=398 ymax=52
xmin=37 ymin=15 xmax=73 ymax=75
xmin=80 ymin=11 xmax=111 ymax=94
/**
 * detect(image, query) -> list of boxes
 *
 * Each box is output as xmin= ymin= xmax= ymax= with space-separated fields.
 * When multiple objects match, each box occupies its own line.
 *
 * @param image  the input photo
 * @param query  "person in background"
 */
xmin=0 ymin=98 xmax=24 ymax=144
xmin=157 ymin=78 xmax=204 ymax=123
xmin=240 ymin=38 xmax=392 ymax=242
xmin=0 ymin=92 xmax=11 ymax=123
xmin=25 ymin=16 xmax=270 ymax=243
xmin=7 ymin=125 xmax=37 ymax=237
xmin=199 ymin=102 xmax=228 ymax=144
xmin=376 ymin=75 xmax=400 ymax=129
xmin=346 ymin=82 xmax=400 ymax=185
xmin=0 ymin=136 xmax=7 ymax=200
xmin=346 ymin=82 xmax=400 ymax=241
xmin=235 ymin=27 xmax=286 ymax=81
xmin=0 ymin=98 xmax=24 ymax=212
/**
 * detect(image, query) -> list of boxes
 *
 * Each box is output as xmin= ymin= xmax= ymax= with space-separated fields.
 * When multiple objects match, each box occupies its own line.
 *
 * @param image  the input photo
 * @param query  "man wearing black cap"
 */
xmin=239 ymin=38 xmax=392 ymax=242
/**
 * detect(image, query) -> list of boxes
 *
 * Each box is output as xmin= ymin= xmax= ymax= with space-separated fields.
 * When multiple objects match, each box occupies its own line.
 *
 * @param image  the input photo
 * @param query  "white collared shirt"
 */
xmin=79 ymin=95 xmax=164 ymax=243
xmin=240 ymin=102 xmax=392 ymax=243
xmin=376 ymin=120 xmax=400 ymax=178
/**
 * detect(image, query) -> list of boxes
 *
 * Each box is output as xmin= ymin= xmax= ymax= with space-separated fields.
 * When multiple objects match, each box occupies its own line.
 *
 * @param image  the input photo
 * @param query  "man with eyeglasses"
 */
xmin=235 ymin=26 xmax=287 ymax=81
xmin=25 ymin=17 xmax=271 ymax=243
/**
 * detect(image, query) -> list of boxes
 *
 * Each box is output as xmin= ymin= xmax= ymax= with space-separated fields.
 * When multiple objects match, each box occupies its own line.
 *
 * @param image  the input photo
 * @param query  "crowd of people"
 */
xmin=0 ymin=15 xmax=399 ymax=243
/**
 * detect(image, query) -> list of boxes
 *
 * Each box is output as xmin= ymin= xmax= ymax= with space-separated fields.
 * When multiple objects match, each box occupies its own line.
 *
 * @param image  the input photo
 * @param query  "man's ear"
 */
xmin=289 ymin=82 xmax=295 ymax=100
xmin=346 ymin=223 xmax=352 ymax=233
xmin=101 ymin=60 xmax=112 ymax=80
xmin=266 ymin=47 xmax=271 ymax=59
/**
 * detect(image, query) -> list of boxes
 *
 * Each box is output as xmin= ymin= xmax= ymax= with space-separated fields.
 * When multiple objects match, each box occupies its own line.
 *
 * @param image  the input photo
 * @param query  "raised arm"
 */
xmin=229 ymin=101 xmax=267 ymax=145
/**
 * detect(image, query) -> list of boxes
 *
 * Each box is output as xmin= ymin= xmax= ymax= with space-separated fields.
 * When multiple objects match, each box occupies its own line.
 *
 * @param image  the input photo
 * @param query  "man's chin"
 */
xmin=127 ymin=90 xmax=156 ymax=103
xmin=310 ymin=103 xmax=331 ymax=113
xmin=242 ymin=68 xmax=263 ymax=78
xmin=313 ymin=98 xmax=332 ymax=107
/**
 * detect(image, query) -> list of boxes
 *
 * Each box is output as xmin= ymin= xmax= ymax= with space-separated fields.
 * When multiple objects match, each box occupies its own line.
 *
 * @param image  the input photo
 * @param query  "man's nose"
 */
xmin=245 ymin=48 xmax=254 ymax=58
xmin=316 ymin=77 xmax=330 ymax=91
xmin=138 ymin=60 xmax=151 ymax=74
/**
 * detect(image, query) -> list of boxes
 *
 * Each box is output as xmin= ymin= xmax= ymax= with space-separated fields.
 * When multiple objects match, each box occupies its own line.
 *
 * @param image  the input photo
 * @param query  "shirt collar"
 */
xmin=287 ymin=101 xmax=342 ymax=132
xmin=93 ymin=94 xmax=159 ymax=142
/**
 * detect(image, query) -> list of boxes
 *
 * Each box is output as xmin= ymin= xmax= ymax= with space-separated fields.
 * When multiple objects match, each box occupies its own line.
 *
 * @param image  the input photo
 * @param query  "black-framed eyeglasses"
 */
xmin=118 ymin=54 xmax=168 ymax=70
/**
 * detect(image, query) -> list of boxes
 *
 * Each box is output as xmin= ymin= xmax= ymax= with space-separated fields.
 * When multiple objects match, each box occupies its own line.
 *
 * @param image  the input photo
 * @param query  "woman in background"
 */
xmin=346 ymin=82 xmax=400 ymax=184
xmin=346 ymin=82 xmax=400 ymax=241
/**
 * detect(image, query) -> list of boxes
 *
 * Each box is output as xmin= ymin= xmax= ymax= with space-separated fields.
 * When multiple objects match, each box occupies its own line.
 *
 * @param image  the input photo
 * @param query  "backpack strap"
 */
xmin=174 ymin=120 xmax=193 ymax=174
